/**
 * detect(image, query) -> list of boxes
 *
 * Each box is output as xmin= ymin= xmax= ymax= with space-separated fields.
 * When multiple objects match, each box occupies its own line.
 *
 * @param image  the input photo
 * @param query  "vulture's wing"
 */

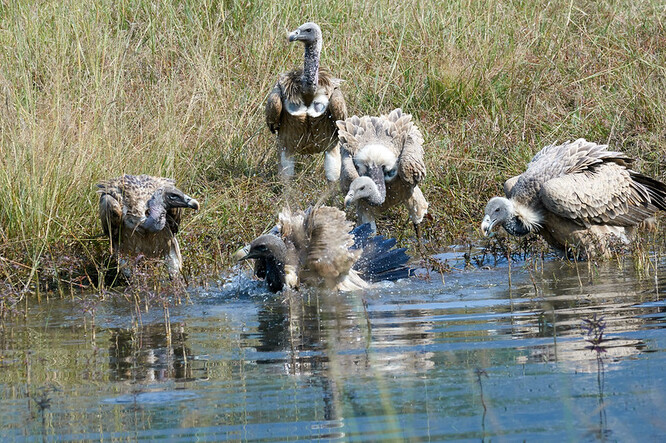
xmin=385 ymin=109 xmax=425 ymax=185
xmin=540 ymin=162 xmax=655 ymax=227
xmin=503 ymin=175 xmax=520 ymax=198
xmin=513 ymin=139 xmax=631 ymax=202
xmin=265 ymin=82 xmax=283 ymax=134
xmin=327 ymin=85 xmax=347 ymax=123
xmin=337 ymin=116 xmax=366 ymax=183
xmin=303 ymin=206 xmax=359 ymax=280
xmin=97 ymin=180 xmax=123 ymax=238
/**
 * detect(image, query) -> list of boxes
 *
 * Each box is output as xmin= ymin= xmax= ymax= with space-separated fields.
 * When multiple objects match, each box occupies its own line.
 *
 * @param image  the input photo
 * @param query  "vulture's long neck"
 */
xmin=367 ymin=166 xmax=387 ymax=205
xmin=301 ymin=40 xmax=321 ymax=102
xmin=262 ymin=255 xmax=286 ymax=293
xmin=503 ymin=216 xmax=531 ymax=237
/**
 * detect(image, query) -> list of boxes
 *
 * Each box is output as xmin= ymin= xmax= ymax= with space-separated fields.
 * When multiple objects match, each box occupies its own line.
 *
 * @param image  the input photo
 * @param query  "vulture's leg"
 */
xmin=414 ymin=221 xmax=425 ymax=258
xmin=324 ymin=145 xmax=341 ymax=183
xmin=166 ymin=236 xmax=183 ymax=279
xmin=279 ymin=150 xmax=296 ymax=179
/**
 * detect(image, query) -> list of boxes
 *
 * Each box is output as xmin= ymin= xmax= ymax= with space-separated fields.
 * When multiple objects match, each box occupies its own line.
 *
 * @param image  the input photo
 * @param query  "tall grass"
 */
xmin=0 ymin=0 xmax=664 ymax=289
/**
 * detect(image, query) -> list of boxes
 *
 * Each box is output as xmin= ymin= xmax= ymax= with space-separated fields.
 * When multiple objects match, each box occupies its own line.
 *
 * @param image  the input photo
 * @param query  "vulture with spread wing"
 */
xmin=97 ymin=174 xmax=200 ymax=274
xmin=482 ymin=139 xmax=666 ymax=258
xmin=265 ymin=22 xmax=347 ymax=183
xmin=338 ymin=108 xmax=428 ymax=235
xmin=239 ymin=205 xmax=411 ymax=292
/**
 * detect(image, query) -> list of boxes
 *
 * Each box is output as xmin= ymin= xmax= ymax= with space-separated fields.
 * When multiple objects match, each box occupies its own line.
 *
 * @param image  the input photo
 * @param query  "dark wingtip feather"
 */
xmin=352 ymin=226 xmax=412 ymax=282
xmin=632 ymin=171 xmax=666 ymax=211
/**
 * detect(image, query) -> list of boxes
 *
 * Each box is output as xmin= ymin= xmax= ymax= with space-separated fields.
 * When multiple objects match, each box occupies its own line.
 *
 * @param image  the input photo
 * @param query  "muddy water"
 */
xmin=1 ymin=253 xmax=665 ymax=441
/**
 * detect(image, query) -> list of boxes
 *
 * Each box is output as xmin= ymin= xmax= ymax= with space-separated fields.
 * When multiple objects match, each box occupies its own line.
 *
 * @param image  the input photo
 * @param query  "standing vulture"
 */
xmin=338 ymin=108 xmax=428 ymax=235
xmin=239 ymin=205 xmax=411 ymax=292
xmin=265 ymin=22 xmax=347 ymax=183
xmin=97 ymin=175 xmax=200 ymax=274
xmin=481 ymin=139 xmax=666 ymax=258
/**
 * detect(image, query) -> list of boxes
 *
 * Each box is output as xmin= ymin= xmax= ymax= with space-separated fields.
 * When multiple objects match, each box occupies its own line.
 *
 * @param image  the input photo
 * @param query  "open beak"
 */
xmin=481 ymin=215 xmax=495 ymax=237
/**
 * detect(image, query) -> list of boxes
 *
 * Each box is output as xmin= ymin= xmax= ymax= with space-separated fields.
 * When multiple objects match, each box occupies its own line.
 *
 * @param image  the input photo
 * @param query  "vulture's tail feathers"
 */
xmin=351 ymin=224 xmax=412 ymax=282
xmin=632 ymin=172 xmax=666 ymax=211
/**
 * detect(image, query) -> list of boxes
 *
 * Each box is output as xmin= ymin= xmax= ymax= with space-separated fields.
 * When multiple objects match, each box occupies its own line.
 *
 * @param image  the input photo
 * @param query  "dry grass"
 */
xmin=0 ymin=0 xmax=664 ymax=293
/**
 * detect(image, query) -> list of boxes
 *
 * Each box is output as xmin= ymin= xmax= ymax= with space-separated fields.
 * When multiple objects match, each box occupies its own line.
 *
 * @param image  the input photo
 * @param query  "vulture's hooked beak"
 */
xmin=344 ymin=191 xmax=354 ymax=208
xmin=185 ymin=196 xmax=200 ymax=211
xmin=288 ymin=29 xmax=300 ymax=42
xmin=234 ymin=245 xmax=251 ymax=261
xmin=481 ymin=215 xmax=495 ymax=237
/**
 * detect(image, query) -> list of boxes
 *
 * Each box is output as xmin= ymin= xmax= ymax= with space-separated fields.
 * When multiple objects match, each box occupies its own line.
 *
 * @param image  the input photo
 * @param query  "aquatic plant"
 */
xmin=581 ymin=313 xmax=607 ymax=354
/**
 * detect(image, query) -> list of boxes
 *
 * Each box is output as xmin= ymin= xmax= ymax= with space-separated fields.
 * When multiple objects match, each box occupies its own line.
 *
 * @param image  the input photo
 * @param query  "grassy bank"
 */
xmin=0 ymin=0 xmax=664 ymax=294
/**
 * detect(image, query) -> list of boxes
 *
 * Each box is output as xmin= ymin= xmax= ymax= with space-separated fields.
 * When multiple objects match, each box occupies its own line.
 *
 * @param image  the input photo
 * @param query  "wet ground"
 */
xmin=1 ymin=251 xmax=665 ymax=441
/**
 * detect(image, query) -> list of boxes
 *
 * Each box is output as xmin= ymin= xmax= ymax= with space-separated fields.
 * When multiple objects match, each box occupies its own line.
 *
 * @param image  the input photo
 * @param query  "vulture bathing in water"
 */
xmin=239 ymin=205 xmax=411 ymax=292
xmin=481 ymin=139 xmax=666 ymax=258
xmin=97 ymin=174 xmax=200 ymax=274
xmin=338 ymin=108 xmax=428 ymax=236
xmin=265 ymin=21 xmax=347 ymax=183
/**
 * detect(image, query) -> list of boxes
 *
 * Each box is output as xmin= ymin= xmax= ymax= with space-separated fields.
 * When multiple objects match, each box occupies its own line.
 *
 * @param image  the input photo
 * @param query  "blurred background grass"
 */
xmin=0 ymin=0 xmax=664 ymax=289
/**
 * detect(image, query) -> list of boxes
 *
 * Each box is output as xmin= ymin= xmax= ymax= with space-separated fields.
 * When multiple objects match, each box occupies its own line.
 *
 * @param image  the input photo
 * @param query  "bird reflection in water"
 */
xmin=108 ymin=323 xmax=207 ymax=383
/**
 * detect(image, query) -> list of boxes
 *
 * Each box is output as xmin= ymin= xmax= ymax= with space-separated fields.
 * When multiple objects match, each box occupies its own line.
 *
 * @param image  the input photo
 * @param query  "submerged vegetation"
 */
xmin=0 ymin=0 xmax=664 ymax=296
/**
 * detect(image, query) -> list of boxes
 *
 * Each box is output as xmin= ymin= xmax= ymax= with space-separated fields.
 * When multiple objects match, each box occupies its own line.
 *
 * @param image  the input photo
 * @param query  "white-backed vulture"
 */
xmin=338 ymin=108 xmax=428 ymax=236
xmin=265 ymin=22 xmax=347 ymax=183
xmin=239 ymin=206 xmax=411 ymax=292
xmin=97 ymin=174 xmax=200 ymax=274
xmin=482 ymin=139 xmax=666 ymax=258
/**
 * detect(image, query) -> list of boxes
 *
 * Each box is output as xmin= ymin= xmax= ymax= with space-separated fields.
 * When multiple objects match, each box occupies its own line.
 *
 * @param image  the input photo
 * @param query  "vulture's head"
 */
xmin=482 ymin=197 xmax=513 ymax=236
xmin=240 ymin=235 xmax=287 ymax=263
xmin=238 ymin=234 xmax=289 ymax=293
xmin=345 ymin=143 xmax=399 ymax=207
xmin=482 ymin=197 xmax=535 ymax=237
xmin=345 ymin=176 xmax=385 ymax=208
xmin=141 ymin=187 xmax=200 ymax=233
xmin=288 ymin=22 xmax=322 ymax=46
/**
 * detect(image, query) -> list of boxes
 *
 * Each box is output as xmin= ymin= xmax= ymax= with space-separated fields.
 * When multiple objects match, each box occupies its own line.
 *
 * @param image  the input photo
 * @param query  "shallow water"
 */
xmin=1 ymin=252 xmax=666 ymax=441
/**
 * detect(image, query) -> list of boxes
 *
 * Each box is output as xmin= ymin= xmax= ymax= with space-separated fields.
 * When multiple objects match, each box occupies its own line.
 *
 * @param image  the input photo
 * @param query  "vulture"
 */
xmin=338 ymin=108 xmax=428 ymax=235
xmin=265 ymin=22 xmax=347 ymax=183
xmin=481 ymin=139 xmax=666 ymax=258
xmin=238 ymin=205 xmax=412 ymax=292
xmin=97 ymin=174 xmax=200 ymax=274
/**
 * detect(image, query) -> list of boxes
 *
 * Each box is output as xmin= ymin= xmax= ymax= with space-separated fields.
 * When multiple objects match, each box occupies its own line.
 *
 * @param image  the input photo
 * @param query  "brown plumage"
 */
xmin=239 ymin=206 xmax=411 ymax=292
xmin=265 ymin=22 xmax=347 ymax=182
xmin=338 ymin=108 xmax=428 ymax=234
xmin=97 ymin=174 xmax=200 ymax=274
xmin=482 ymin=139 xmax=666 ymax=258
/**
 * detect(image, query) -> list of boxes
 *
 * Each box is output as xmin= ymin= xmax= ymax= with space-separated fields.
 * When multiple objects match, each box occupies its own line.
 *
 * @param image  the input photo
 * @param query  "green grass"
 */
xmin=0 ymin=0 xmax=664 ymax=292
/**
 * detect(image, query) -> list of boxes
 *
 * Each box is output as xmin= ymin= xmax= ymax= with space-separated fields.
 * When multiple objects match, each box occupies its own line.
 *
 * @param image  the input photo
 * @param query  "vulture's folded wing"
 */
xmin=386 ymin=109 xmax=425 ymax=185
xmin=503 ymin=175 xmax=520 ymax=198
xmin=328 ymin=85 xmax=347 ymax=122
xmin=265 ymin=83 xmax=283 ymax=133
xmin=540 ymin=162 xmax=654 ymax=227
xmin=98 ymin=193 xmax=122 ymax=237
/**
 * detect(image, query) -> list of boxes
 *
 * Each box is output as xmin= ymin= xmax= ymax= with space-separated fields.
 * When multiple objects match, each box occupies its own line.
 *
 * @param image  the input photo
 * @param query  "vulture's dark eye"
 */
xmin=145 ymin=209 xmax=150 ymax=216
xmin=495 ymin=207 xmax=500 ymax=212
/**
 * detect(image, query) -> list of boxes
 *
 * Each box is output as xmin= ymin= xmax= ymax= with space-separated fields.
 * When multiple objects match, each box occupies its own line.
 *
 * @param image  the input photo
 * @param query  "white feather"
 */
xmin=513 ymin=201 xmax=543 ymax=231
xmin=354 ymin=144 xmax=397 ymax=170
